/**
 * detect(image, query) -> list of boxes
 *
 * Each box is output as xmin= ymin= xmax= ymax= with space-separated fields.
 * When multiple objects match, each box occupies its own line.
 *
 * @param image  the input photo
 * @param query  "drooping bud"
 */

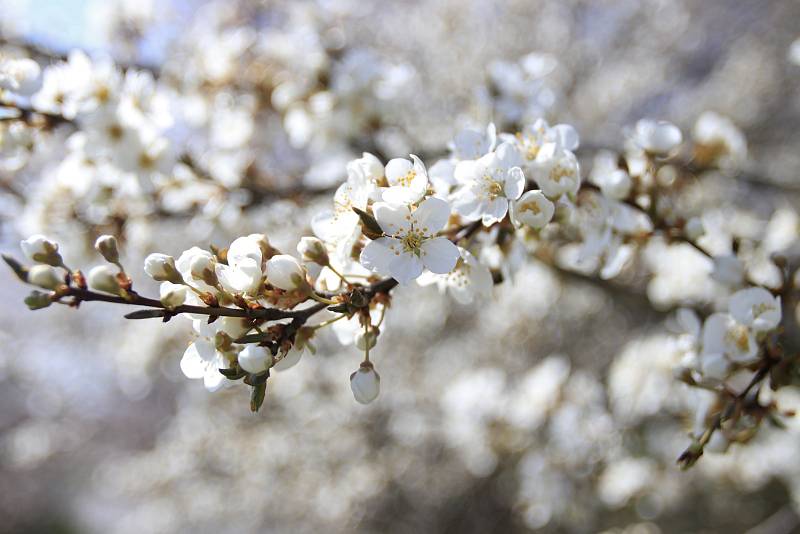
xmin=87 ymin=265 xmax=122 ymax=295
xmin=350 ymin=361 xmax=380 ymax=404
xmin=24 ymin=290 xmax=52 ymax=310
xmin=159 ymin=281 xmax=187 ymax=309
xmin=20 ymin=234 xmax=62 ymax=267
xmin=266 ymin=254 xmax=308 ymax=291
xmin=27 ymin=264 xmax=63 ymax=290
xmin=355 ymin=327 xmax=380 ymax=351
xmin=144 ymin=253 xmax=183 ymax=283
xmin=297 ymin=236 xmax=329 ymax=266
xmin=238 ymin=345 xmax=274 ymax=374
xmin=94 ymin=235 xmax=120 ymax=264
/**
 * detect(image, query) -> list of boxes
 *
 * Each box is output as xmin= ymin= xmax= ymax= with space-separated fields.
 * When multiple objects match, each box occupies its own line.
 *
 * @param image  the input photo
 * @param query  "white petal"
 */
xmin=412 ymin=196 xmax=451 ymax=233
xmin=381 ymin=185 xmax=424 ymax=205
xmin=360 ymin=237 xmax=397 ymax=275
xmin=389 ymin=252 xmax=424 ymax=284
xmin=181 ymin=342 xmax=210 ymax=379
xmin=373 ymin=202 xmax=411 ymax=234
xmin=421 ymin=237 xmax=459 ymax=274
xmin=385 ymin=158 xmax=413 ymax=183
xmin=504 ymin=167 xmax=525 ymax=200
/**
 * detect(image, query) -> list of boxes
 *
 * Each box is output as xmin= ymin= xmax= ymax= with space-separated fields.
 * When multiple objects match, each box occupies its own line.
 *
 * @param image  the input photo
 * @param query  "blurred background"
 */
xmin=1 ymin=0 xmax=800 ymax=532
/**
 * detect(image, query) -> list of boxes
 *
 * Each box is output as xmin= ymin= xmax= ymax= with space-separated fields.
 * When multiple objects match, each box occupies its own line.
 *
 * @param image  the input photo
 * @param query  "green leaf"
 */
xmin=250 ymin=382 xmax=267 ymax=412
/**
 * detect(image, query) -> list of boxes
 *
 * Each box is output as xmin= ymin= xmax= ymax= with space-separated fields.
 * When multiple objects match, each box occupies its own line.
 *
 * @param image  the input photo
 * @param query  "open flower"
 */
xmin=529 ymin=143 xmax=580 ymax=199
xmin=452 ymin=142 xmax=525 ymax=226
xmin=360 ymin=197 xmax=459 ymax=284
xmin=381 ymin=154 xmax=429 ymax=205
xmin=215 ymin=234 xmax=265 ymax=295
xmin=702 ymin=313 xmax=757 ymax=364
xmin=417 ymin=247 xmax=493 ymax=305
xmin=729 ymin=287 xmax=781 ymax=333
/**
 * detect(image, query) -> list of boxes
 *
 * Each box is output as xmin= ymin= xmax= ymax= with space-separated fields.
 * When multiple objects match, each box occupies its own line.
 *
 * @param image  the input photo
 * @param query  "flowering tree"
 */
xmin=1 ymin=1 xmax=800 ymax=530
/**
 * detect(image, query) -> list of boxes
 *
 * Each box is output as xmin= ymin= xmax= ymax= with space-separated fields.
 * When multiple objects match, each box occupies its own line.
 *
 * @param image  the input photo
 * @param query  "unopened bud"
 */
xmin=238 ymin=345 xmax=274 ymax=374
xmin=94 ymin=235 xmax=120 ymax=264
xmin=25 ymin=290 xmax=52 ymax=310
xmin=159 ymin=281 xmax=187 ymax=309
xmin=355 ymin=327 xmax=380 ymax=351
xmin=144 ymin=253 xmax=183 ymax=283
xmin=350 ymin=361 xmax=380 ymax=404
xmin=297 ymin=236 xmax=329 ymax=265
xmin=87 ymin=265 xmax=122 ymax=295
xmin=20 ymin=234 xmax=62 ymax=267
xmin=27 ymin=264 xmax=63 ymax=290
xmin=266 ymin=254 xmax=308 ymax=291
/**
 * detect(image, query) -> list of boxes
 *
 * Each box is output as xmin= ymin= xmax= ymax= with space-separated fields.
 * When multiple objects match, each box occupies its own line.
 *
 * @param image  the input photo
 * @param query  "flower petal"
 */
xmin=385 ymin=158 xmax=413 ymax=184
xmin=360 ymin=237 xmax=397 ymax=275
xmin=504 ymin=166 xmax=525 ymax=200
xmin=373 ymin=202 xmax=411 ymax=234
xmin=421 ymin=237 xmax=459 ymax=274
xmin=412 ymin=196 xmax=451 ymax=234
xmin=389 ymin=252 xmax=424 ymax=284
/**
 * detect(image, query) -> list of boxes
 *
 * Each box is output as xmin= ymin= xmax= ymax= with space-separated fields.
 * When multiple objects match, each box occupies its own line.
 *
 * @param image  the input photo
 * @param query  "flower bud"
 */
xmin=190 ymin=254 xmax=218 ymax=286
xmin=634 ymin=119 xmax=682 ymax=155
xmin=25 ymin=290 xmax=52 ymax=310
xmin=144 ymin=253 xmax=183 ymax=283
xmin=266 ymin=254 xmax=308 ymax=291
xmin=685 ymin=217 xmax=705 ymax=241
xmin=94 ymin=234 xmax=120 ymax=264
xmin=238 ymin=345 xmax=273 ymax=374
xmin=20 ymin=234 xmax=62 ymax=266
xmin=350 ymin=362 xmax=380 ymax=404
xmin=512 ymin=190 xmax=555 ymax=229
xmin=27 ymin=264 xmax=63 ymax=290
xmin=88 ymin=265 xmax=122 ymax=295
xmin=297 ymin=236 xmax=329 ymax=265
xmin=159 ymin=281 xmax=187 ymax=309
xmin=355 ymin=327 xmax=379 ymax=351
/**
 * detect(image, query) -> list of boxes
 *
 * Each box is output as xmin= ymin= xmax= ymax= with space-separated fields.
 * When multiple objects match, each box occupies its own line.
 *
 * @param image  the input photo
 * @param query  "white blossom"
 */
xmin=452 ymin=142 xmax=525 ymax=226
xmin=266 ymin=254 xmax=307 ymax=291
xmin=381 ymin=154 xmax=429 ymax=205
xmin=360 ymin=197 xmax=459 ymax=284
xmin=238 ymin=345 xmax=273 ymax=374
xmin=728 ymin=287 xmax=781 ymax=333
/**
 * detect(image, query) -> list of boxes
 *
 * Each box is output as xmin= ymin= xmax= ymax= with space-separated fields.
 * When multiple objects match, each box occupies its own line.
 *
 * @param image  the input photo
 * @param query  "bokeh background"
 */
xmin=1 ymin=0 xmax=800 ymax=532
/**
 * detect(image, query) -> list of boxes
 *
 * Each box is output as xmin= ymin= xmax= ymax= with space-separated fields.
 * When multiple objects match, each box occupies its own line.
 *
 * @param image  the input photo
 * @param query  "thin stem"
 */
xmin=310 ymin=292 xmax=337 ymax=305
xmin=312 ymin=314 xmax=346 ymax=330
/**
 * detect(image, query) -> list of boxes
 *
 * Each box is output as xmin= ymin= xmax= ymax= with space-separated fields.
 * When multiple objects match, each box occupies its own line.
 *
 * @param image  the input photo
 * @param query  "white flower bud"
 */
xmin=94 ymin=235 xmax=120 ymax=264
xmin=238 ymin=345 xmax=273 ymax=374
xmin=350 ymin=362 xmax=380 ymax=404
xmin=144 ymin=253 xmax=182 ymax=283
xmin=190 ymin=254 xmax=217 ymax=285
xmin=599 ymin=170 xmax=632 ymax=200
xmin=266 ymin=254 xmax=308 ymax=291
xmin=297 ymin=236 xmax=329 ymax=265
xmin=511 ymin=190 xmax=555 ymax=229
xmin=27 ymin=264 xmax=63 ymax=290
xmin=685 ymin=217 xmax=705 ymax=241
xmin=634 ymin=119 xmax=682 ymax=155
xmin=88 ymin=265 xmax=122 ymax=295
xmin=355 ymin=327 xmax=379 ymax=351
xmin=159 ymin=282 xmax=187 ymax=309
xmin=20 ymin=234 xmax=62 ymax=266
